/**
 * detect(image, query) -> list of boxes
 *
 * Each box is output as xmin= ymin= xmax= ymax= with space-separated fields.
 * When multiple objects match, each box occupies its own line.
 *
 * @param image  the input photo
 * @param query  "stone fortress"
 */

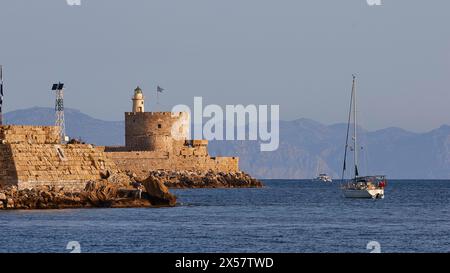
xmin=0 ymin=125 xmax=116 ymax=190
xmin=0 ymin=87 xmax=240 ymax=190
xmin=104 ymin=87 xmax=239 ymax=176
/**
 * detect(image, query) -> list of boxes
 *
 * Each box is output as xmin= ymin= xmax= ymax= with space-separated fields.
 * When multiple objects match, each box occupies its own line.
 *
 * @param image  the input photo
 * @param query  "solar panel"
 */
xmin=52 ymin=84 xmax=58 ymax=90
xmin=58 ymin=83 xmax=64 ymax=90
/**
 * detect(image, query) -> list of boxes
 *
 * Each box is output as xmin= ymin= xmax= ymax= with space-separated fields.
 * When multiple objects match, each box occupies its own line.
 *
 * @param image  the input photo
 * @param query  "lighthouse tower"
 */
xmin=132 ymin=86 xmax=145 ymax=113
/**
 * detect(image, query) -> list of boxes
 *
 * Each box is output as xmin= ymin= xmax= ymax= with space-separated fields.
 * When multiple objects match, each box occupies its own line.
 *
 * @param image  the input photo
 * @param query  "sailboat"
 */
xmin=341 ymin=75 xmax=387 ymax=199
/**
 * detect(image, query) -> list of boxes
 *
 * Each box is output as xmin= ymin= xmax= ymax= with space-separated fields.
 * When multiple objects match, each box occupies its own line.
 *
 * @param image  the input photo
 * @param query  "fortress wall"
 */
xmin=178 ymin=146 xmax=208 ymax=156
xmin=9 ymin=144 xmax=117 ymax=190
xmin=208 ymin=157 xmax=240 ymax=172
xmin=103 ymin=146 xmax=131 ymax=152
xmin=148 ymin=135 xmax=173 ymax=153
xmin=125 ymin=112 xmax=189 ymax=151
xmin=106 ymin=151 xmax=170 ymax=174
xmin=106 ymin=151 xmax=239 ymax=175
xmin=0 ymin=144 xmax=18 ymax=187
xmin=0 ymin=125 xmax=60 ymax=144
xmin=105 ymin=140 xmax=210 ymax=157
xmin=174 ymin=140 xmax=209 ymax=156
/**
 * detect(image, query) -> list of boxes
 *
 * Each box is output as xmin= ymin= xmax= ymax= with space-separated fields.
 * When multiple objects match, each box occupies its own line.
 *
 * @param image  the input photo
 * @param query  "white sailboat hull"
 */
xmin=342 ymin=188 xmax=384 ymax=199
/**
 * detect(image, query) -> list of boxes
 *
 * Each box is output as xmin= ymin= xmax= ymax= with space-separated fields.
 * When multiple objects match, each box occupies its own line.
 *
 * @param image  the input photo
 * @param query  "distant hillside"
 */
xmin=4 ymin=107 xmax=450 ymax=179
xmin=208 ymin=119 xmax=450 ymax=179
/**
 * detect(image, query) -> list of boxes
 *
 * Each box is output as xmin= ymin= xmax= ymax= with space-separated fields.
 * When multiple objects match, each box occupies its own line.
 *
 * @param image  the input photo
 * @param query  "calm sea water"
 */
xmin=0 ymin=180 xmax=449 ymax=253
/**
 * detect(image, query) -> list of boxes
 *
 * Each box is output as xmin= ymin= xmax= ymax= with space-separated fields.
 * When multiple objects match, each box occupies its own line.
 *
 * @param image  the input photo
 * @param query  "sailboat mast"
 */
xmin=341 ymin=75 xmax=356 ymax=182
xmin=352 ymin=75 xmax=358 ymax=179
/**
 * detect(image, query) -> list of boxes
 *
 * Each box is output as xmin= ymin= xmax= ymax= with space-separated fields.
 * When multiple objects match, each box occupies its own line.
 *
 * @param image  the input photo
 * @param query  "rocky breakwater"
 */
xmin=143 ymin=170 xmax=263 ymax=189
xmin=0 ymin=172 xmax=176 ymax=210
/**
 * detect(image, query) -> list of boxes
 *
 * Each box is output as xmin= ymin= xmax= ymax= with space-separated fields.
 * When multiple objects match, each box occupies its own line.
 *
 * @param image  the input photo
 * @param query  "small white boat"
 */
xmin=313 ymin=173 xmax=333 ymax=183
xmin=340 ymin=75 xmax=387 ymax=199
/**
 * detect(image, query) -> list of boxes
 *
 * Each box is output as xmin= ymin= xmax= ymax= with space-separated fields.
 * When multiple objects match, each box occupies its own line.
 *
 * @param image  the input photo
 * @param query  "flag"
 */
xmin=157 ymin=85 xmax=164 ymax=93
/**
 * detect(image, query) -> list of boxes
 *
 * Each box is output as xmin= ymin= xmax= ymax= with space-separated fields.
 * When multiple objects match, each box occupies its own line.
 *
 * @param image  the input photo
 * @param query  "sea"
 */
xmin=0 ymin=180 xmax=449 ymax=253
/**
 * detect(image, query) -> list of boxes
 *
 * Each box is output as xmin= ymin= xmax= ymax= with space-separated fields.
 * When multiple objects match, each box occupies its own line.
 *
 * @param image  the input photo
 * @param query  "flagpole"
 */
xmin=155 ymin=85 xmax=164 ymax=110
xmin=156 ymin=88 xmax=159 ymax=109
xmin=0 ymin=65 xmax=3 ymax=126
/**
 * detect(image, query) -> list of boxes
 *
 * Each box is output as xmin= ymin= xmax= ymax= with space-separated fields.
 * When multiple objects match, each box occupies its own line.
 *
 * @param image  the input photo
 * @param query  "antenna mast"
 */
xmin=52 ymin=82 xmax=66 ymax=142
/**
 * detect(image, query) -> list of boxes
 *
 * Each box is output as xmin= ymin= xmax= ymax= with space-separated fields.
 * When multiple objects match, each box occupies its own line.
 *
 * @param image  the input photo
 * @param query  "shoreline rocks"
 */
xmin=0 ymin=173 xmax=176 ymax=210
xmin=0 ymin=170 xmax=262 ymax=210
xmin=144 ymin=170 xmax=263 ymax=189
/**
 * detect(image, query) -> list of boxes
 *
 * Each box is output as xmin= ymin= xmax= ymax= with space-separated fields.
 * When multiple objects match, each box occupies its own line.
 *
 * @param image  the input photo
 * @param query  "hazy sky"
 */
xmin=0 ymin=0 xmax=449 ymax=132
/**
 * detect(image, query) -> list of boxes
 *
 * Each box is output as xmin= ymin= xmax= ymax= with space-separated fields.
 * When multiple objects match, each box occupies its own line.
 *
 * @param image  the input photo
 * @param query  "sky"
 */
xmin=0 ymin=0 xmax=449 ymax=132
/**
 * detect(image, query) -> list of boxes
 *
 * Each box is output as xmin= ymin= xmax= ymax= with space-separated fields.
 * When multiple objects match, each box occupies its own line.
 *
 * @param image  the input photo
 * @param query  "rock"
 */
xmin=144 ymin=170 xmax=262 ymax=189
xmin=40 ymin=191 xmax=52 ymax=199
xmin=126 ymin=171 xmax=138 ymax=179
xmin=6 ymin=198 xmax=14 ymax=208
xmin=107 ymin=172 xmax=134 ymax=188
xmin=83 ymin=180 xmax=119 ymax=207
xmin=142 ymin=176 xmax=177 ymax=206
xmin=0 ymin=170 xmax=245 ymax=209
xmin=99 ymin=170 xmax=111 ymax=179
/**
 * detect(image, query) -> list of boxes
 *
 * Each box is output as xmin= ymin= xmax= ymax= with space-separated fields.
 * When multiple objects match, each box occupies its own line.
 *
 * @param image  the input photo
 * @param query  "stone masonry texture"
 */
xmin=0 ymin=125 xmax=117 ymax=190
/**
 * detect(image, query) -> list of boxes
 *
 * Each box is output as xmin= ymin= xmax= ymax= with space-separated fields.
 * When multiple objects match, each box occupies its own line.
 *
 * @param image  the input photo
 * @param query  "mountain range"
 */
xmin=4 ymin=107 xmax=450 ymax=179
